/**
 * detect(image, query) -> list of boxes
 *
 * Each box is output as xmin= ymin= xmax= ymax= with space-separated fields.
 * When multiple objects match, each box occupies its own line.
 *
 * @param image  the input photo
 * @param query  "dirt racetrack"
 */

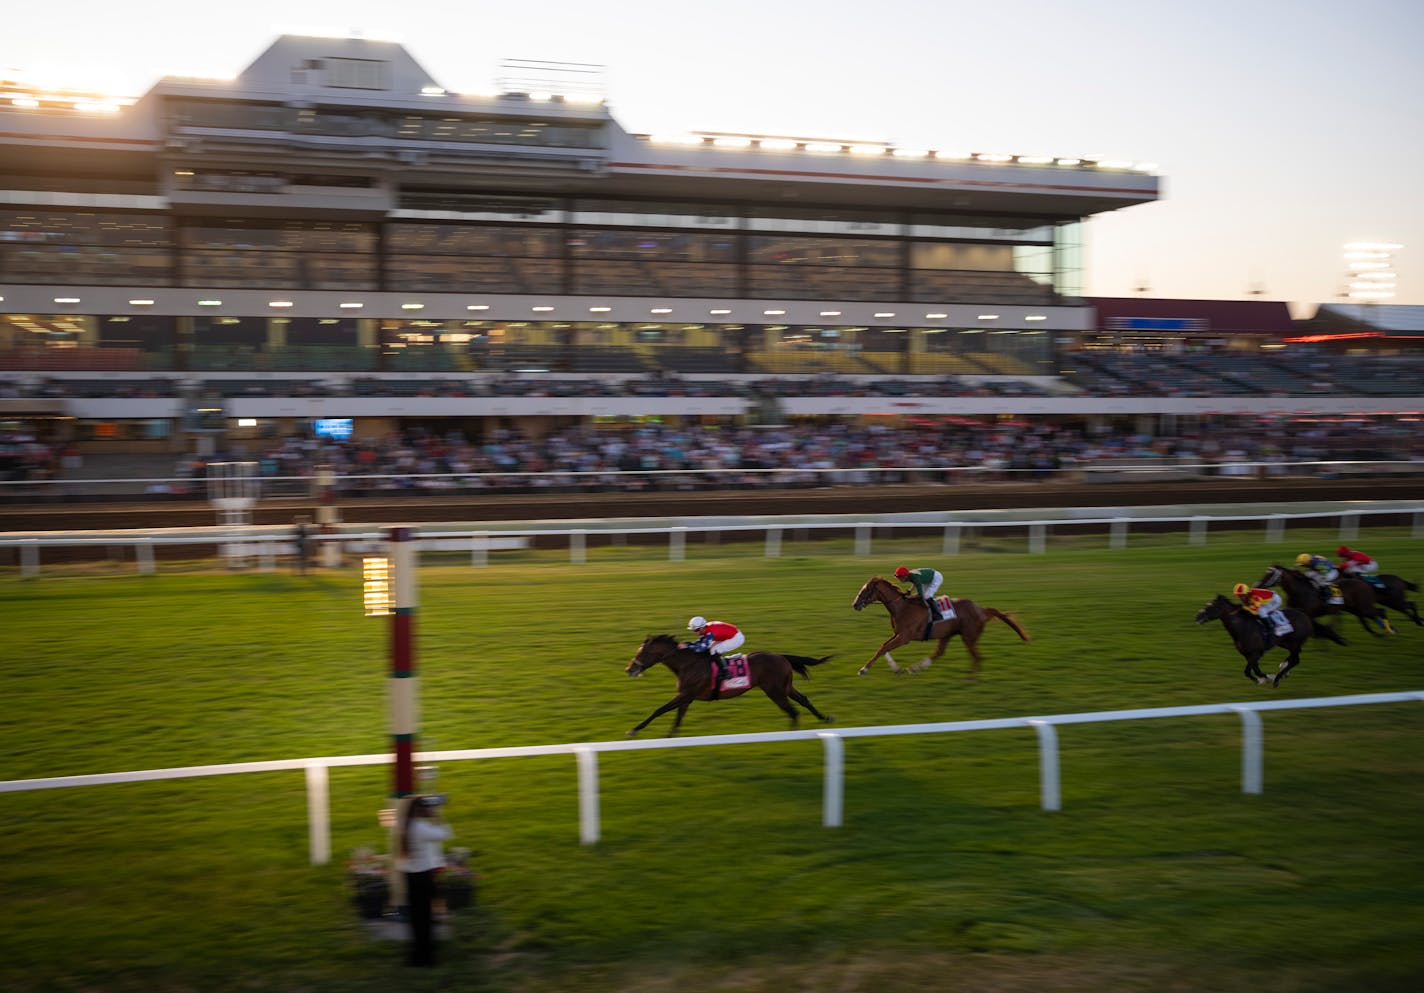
xmin=2 ymin=474 xmax=1419 ymax=533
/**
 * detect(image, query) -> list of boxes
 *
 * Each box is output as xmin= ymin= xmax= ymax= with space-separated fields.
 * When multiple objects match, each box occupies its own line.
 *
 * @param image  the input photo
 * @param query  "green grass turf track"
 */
xmin=1 ymin=526 xmax=1422 ymax=992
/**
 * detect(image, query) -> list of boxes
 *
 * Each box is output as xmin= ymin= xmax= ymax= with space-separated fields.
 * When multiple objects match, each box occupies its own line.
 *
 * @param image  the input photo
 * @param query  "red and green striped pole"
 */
xmin=389 ymin=526 xmax=418 ymax=797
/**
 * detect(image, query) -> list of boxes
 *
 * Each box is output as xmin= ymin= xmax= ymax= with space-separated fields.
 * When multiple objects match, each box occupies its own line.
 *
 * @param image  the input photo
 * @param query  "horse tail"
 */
xmin=1403 ymin=578 xmax=1420 ymax=592
xmin=983 ymin=607 xmax=1031 ymax=642
xmin=782 ymin=653 xmax=832 ymax=678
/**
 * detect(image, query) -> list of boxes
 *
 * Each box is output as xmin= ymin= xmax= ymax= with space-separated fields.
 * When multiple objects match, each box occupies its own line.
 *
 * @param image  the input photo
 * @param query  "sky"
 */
xmin=8 ymin=0 xmax=1424 ymax=316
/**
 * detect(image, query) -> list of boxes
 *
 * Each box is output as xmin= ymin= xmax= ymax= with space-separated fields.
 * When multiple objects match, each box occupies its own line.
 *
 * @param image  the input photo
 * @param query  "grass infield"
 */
xmin=1 ymin=526 xmax=1422 ymax=992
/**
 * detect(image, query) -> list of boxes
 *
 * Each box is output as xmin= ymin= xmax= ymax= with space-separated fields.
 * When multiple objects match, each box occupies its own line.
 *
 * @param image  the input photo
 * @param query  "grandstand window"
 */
xmin=394 ymin=192 xmax=563 ymax=221
xmin=568 ymin=229 xmax=737 ymax=263
xmin=0 ymin=209 xmax=173 ymax=286
xmin=393 ymin=114 xmax=601 ymax=148
xmin=747 ymin=235 xmax=899 ymax=268
xmin=744 ymin=207 xmax=900 ymax=236
xmin=178 ymin=219 xmax=376 ymax=290
xmin=324 ymin=58 xmax=389 ymax=90
xmin=167 ymin=98 xmax=287 ymax=131
xmin=907 ymin=215 xmax=1056 ymax=242
xmin=99 ymin=315 xmax=178 ymax=352
xmin=386 ymin=224 xmax=562 ymax=293
xmin=571 ymin=201 xmax=742 ymax=229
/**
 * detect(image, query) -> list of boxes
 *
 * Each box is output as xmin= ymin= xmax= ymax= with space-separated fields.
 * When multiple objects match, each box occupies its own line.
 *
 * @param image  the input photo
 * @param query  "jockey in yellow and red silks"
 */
xmin=1234 ymin=582 xmax=1292 ymax=636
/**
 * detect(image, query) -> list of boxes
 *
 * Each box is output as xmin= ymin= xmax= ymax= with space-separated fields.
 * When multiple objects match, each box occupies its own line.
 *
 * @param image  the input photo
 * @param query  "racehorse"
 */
xmin=1194 ymin=594 xmax=1317 ymax=687
xmin=1257 ymin=564 xmax=1391 ymax=638
xmin=1358 ymin=572 xmax=1423 ymax=626
xmin=624 ymin=634 xmax=833 ymax=736
xmin=851 ymin=576 xmax=1029 ymax=677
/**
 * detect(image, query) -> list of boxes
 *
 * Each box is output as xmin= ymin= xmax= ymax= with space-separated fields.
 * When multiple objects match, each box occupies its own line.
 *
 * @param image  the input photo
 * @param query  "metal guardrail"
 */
xmin=3 ymin=691 xmax=1420 ymax=863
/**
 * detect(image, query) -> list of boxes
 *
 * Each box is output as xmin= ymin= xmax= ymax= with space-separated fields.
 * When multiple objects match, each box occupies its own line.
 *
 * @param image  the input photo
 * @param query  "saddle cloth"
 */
xmin=932 ymin=595 xmax=956 ymax=620
xmin=712 ymin=653 xmax=751 ymax=691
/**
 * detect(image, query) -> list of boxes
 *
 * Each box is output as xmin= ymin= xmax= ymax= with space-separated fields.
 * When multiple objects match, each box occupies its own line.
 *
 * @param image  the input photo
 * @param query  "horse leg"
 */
xmin=908 ymin=635 xmax=949 ymax=674
xmin=628 ymin=694 xmax=693 ymax=737
xmin=1273 ymin=647 xmax=1303 ymax=688
xmin=668 ymin=700 xmax=692 ymax=736
xmin=861 ymin=634 xmax=910 ymax=676
xmin=764 ymin=687 xmax=800 ymax=727
xmin=1243 ymin=653 xmax=1269 ymax=686
xmin=788 ymin=687 xmax=833 ymax=724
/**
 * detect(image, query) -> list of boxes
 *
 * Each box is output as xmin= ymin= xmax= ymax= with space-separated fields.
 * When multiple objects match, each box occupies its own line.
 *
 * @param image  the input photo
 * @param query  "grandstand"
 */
xmin=0 ymin=34 xmax=1418 ymax=458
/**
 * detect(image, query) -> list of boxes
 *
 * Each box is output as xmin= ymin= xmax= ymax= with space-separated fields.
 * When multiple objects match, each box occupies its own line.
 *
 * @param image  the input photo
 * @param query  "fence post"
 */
xmin=570 ymin=529 xmax=586 ymax=564
xmin=470 ymin=533 xmax=488 ymax=568
xmin=1414 ymin=512 xmax=1424 ymax=540
xmin=1339 ymin=512 xmax=1360 ymax=542
xmin=21 ymin=539 xmax=39 ymax=577
xmin=765 ymin=527 xmax=782 ymax=558
xmin=1027 ymin=720 xmax=1061 ymax=811
xmin=1231 ymin=706 xmax=1263 ymax=795
xmin=1189 ymin=517 xmax=1208 ymax=546
xmin=258 ymin=542 xmax=276 ymax=573
xmin=854 ymin=525 xmax=870 ymax=557
xmin=1029 ymin=523 xmax=1047 ymax=555
xmin=819 ymin=732 xmax=844 ymax=828
xmin=1265 ymin=515 xmax=1285 ymax=544
xmin=942 ymin=524 xmax=961 ymax=557
xmin=1110 ymin=519 xmax=1128 ymax=550
xmin=305 ymin=763 xmax=331 ymax=865
xmin=575 ymin=747 xmax=600 ymax=845
xmin=669 ymin=527 xmax=686 ymax=563
xmin=136 ymin=538 xmax=156 ymax=575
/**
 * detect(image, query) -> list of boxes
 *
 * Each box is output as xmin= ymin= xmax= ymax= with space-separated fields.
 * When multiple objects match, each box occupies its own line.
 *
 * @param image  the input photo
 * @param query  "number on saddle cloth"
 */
xmin=712 ymin=654 xmax=751 ymax=689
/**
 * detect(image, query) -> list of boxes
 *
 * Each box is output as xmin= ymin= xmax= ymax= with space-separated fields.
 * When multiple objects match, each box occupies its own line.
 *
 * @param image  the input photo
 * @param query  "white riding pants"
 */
xmin=712 ymin=632 xmax=745 ymax=655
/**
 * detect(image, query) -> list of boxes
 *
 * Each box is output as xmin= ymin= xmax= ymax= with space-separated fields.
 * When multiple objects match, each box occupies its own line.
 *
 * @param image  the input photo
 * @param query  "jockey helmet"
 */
xmin=688 ymin=616 xmax=706 ymax=631
xmin=1233 ymin=583 xmax=1250 ymax=596
xmin=1295 ymin=553 xmax=1313 ymax=567
xmin=894 ymin=566 xmax=911 ymax=579
xmin=1336 ymin=545 xmax=1351 ymax=556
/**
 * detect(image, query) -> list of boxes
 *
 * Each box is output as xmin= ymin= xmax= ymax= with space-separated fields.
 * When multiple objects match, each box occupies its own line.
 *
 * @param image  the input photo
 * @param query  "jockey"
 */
xmin=685 ymin=616 xmax=745 ymax=682
xmin=1295 ymin=552 xmax=1344 ymax=604
xmin=894 ymin=565 xmax=947 ymax=621
xmin=1233 ymin=582 xmax=1292 ymax=637
xmin=1335 ymin=545 xmax=1379 ymax=579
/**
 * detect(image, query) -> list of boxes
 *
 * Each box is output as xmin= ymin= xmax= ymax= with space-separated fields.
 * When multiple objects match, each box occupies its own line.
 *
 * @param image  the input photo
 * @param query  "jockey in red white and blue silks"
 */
xmin=686 ymin=617 xmax=744 ymax=656
xmin=1335 ymin=546 xmax=1378 ymax=579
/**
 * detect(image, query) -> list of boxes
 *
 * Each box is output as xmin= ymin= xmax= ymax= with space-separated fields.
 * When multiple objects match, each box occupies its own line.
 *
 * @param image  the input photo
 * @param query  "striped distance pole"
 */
xmin=314 ymin=465 xmax=342 ymax=568
xmin=389 ymin=526 xmax=419 ymax=797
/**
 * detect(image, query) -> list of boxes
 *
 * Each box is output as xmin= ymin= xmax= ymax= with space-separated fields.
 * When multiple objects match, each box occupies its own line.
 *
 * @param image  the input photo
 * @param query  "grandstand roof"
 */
xmin=1087 ymin=297 xmax=1295 ymax=335
xmin=1307 ymin=304 xmax=1424 ymax=336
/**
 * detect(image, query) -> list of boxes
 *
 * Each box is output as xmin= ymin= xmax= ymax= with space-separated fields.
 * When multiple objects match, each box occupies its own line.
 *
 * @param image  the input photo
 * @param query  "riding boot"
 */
xmin=713 ymin=653 xmax=728 ymax=686
xmin=925 ymin=598 xmax=937 ymax=622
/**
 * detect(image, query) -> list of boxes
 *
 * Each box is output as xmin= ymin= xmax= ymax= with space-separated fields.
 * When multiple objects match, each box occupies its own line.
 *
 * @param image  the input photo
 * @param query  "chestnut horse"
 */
xmin=624 ymin=634 xmax=833 ymax=736
xmin=851 ymin=576 xmax=1029 ymax=677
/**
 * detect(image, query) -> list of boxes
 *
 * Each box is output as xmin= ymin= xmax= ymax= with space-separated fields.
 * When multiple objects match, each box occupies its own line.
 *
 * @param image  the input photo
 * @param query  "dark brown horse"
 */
xmin=851 ymin=576 xmax=1029 ymax=677
xmin=1358 ymin=573 xmax=1423 ymax=626
xmin=1257 ymin=564 xmax=1391 ymax=638
xmin=1195 ymin=593 xmax=1316 ymax=687
xmin=624 ymin=634 xmax=833 ymax=736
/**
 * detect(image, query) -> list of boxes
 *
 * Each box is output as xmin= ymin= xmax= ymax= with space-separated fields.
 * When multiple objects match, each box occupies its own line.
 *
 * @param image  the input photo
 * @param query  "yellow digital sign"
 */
xmin=362 ymin=556 xmax=392 ymax=616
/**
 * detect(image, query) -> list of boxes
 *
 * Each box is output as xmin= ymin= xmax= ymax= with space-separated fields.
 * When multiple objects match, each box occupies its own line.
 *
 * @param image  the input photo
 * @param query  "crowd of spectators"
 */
xmin=154 ymin=414 xmax=1424 ymax=497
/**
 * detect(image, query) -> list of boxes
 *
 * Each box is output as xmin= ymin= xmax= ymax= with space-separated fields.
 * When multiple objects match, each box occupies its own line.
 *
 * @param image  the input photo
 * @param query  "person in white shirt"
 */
xmin=398 ymin=795 xmax=454 ymax=967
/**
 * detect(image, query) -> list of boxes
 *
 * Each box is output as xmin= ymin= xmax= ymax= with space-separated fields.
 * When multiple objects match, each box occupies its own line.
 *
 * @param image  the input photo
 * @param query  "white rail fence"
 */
xmin=3 ymin=503 xmax=1423 ymax=576
xmin=3 ymin=691 xmax=1419 ymax=864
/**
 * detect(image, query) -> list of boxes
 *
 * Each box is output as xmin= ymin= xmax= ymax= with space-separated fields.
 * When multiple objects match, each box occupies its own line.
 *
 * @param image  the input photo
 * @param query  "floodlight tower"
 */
xmin=1343 ymin=242 xmax=1402 ymax=303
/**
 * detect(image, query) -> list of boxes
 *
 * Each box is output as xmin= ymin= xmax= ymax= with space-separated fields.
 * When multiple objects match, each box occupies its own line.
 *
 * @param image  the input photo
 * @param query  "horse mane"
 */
xmin=649 ymin=633 xmax=680 ymax=649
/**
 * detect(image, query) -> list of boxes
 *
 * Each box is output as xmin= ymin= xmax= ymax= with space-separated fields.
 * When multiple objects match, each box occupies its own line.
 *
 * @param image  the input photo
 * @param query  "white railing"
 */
xmin=3 ymin=501 xmax=1422 ymax=575
xmin=3 ymin=691 xmax=1419 ymax=864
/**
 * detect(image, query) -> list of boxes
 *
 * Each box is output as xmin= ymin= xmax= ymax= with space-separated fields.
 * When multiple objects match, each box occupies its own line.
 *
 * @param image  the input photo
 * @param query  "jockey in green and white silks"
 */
xmin=894 ymin=566 xmax=946 ymax=620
